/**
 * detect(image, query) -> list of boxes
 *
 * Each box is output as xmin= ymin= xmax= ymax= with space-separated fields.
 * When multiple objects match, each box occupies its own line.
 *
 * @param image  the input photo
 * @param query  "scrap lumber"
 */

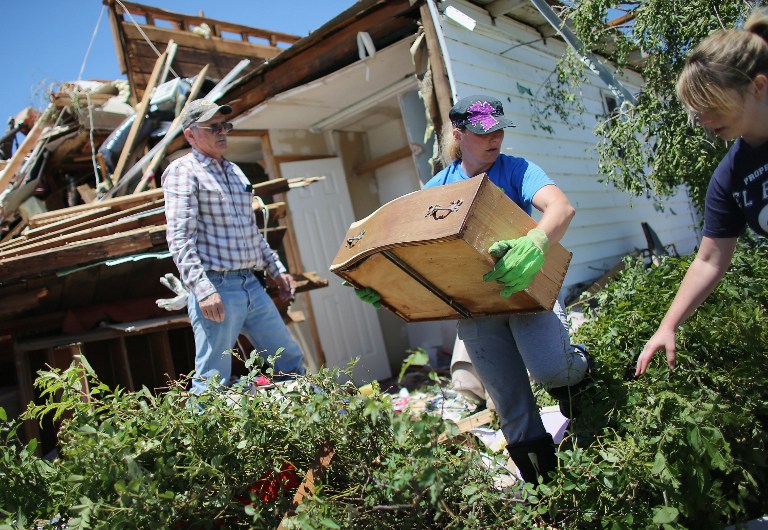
xmin=0 ymin=224 xmax=288 ymax=283
xmin=110 ymin=48 xmax=169 ymax=183
xmin=28 ymin=188 xmax=164 ymax=228
xmin=0 ymin=108 xmax=50 ymax=194
xmin=438 ymin=408 xmax=496 ymax=443
xmin=277 ymin=442 xmax=335 ymax=530
xmin=103 ymin=58 xmax=251 ymax=198
xmin=9 ymin=200 xmax=165 ymax=248
xmin=133 ymin=63 xmax=210 ymax=193
xmin=0 ymin=209 xmax=167 ymax=259
xmin=0 ymin=288 xmax=48 ymax=319
xmin=0 ymin=225 xmax=169 ymax=283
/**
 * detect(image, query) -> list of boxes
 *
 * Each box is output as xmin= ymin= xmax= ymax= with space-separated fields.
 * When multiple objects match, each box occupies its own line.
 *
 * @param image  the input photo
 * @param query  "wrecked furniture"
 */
xmin=330 ymin=174 xmax=572 ymax=321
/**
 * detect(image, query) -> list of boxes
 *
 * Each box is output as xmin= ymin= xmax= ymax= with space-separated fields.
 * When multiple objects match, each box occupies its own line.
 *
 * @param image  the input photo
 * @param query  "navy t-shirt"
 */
xmin=424 ymin=154 xmax=554 ymax=215
xmin=704 ymin=138 xmax=768 ymax=238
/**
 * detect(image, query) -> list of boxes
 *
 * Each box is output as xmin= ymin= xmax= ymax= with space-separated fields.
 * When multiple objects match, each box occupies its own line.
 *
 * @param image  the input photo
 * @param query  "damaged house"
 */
xmin=0 ymin=0 xmax=700 ymax=453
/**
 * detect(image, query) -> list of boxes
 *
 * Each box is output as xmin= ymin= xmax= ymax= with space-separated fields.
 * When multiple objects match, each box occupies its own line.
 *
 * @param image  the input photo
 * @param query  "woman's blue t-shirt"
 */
xmin=423 ymin=154 xmax=554 ymax=215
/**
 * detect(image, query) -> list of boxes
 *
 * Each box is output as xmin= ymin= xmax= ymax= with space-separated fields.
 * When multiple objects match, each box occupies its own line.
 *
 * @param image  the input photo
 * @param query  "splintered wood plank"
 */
xmin=277 ymin=442 xmax=335 ymax=529
xmin=134 ymin=63 xmax=210 ymax=193
xmin=5 ymin=199 xmax=165 ymax=250
xmin=28 ymin=189 xmax=164 ymax=227
xmin=111 ymin=49 xmax=169 ymax=183
xmin=438 ymin=409 xmax=496 ymax=443
xmin=0 ymin=209 xmax=167 ymax=259
xmin=0 ymin=226 xmax=168 ymax=283
xmin=0 ymin=108 xmax=49 ymax=193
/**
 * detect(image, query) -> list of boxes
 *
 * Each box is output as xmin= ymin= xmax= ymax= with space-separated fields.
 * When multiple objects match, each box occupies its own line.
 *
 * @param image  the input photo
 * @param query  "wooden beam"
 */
xmin=259 ymin=134 xmax=326 ymax=371
xmin=354 ymin=145 xmax=412 ymax=176
xmin=0 ymin=225 xmax=168 ymax=284
xmin=438 ymin=408 xmax=496 ymax=443
xmin=0 ymin=209 xmax=167 ymax=259
xmin=13 ymin=347 xmax=39 ymax=446
xmin=148 ymin=332 xmax=176 ymax=385
xmin=486 ymin=0 xmax=529 ymax=18
xmin=420 ymin=3 xmax=454 ymax=124
xmin=225 ymin=1 xmax=420 ymax=116
xmin=157 ymin=39 xmax=178 ymax=86
xmin=12 ymin=199 xmax=165 ymax=248
xmin=110 ymin=49 xmax=169 ymax=183
xmin=109 ymin=338 xmax=135 ymax=391
xmin=134 ymin=63 xmax=210 ymax=193
xmin=28 ymin=188 xmax=163 ymax=227
xmin=121 ymin=25 xmax=284 ymax=61
xmin=277 ymin=442 xmax=335 ymax=529
xmin=14 ymin=313 xmax=190 ymax=353
xmin=0 ymin=108 xmax=50 ymax=193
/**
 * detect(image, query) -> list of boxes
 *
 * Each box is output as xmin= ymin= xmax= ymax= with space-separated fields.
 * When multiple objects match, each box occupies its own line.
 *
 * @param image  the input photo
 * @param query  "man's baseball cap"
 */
xmin=181 ymin=99 xmax=232 ymax=130
xmin=449 ymin=95 xmax=515 ymax=134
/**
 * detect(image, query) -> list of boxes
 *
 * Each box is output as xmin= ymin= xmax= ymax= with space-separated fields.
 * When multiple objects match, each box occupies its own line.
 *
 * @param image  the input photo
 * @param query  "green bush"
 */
xmin=547 ymin=236 xmax=768 ymax=529
xmin=1 ymin=238 xmax=766 ymax=529
xmin=0 ymin=357 xmax=527 ymax=529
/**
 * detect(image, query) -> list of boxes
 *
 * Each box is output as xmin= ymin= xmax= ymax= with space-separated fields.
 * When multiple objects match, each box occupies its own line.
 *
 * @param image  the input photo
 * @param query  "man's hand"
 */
xmin=274 ymin=273 xmax=296 ymax=302
xmin=200 ymin=292 xmax=225 ymax=322
xmin=483 ymin=228 xmax=548 ymax=296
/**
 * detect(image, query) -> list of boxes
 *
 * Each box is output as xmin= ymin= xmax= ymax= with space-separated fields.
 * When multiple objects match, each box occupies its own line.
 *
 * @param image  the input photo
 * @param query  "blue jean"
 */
xmin=456 ymin=300 xmax=587 ymax=445
xmin=187 ymin=269 xmax=305 ymax=394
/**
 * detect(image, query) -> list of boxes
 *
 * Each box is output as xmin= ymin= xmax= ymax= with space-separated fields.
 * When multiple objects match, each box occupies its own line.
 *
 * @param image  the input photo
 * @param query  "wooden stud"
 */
xmin=438 ymin=408 xmax=496 ymax=443
xmin=109 ymin=337 xmax=135 ymax=391
xmin=148 ymin=331 xmax=176 ymax=386
xmin=110 ymin=49 xmax=169 ymax=184
xmin=133 ymin=63 xmax=210 ymax=193
xmin=0 ymin=108 xmax=50 ymax=193
xmin=277 ymin=442 xmax=335 ymax=529
xmin=354 ymin=145 xmax=412 ymax=176
xmin=12 ymin=347 xmax=39 ymax=446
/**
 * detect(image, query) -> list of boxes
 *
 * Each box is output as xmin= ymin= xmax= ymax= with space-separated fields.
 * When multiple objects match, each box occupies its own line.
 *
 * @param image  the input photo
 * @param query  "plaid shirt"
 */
xmin=163 ymin=148 xmax=286 ymax=301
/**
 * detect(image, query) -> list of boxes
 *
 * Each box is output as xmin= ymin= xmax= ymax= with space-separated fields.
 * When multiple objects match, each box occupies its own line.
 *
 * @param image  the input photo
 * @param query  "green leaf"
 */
xmin=398 ymin=348 xmax=430 ymax=381
xmin=652 ymin=506 xmax=679 ymax=524
xmin=651 ymin=451 xmax=666 ymax=475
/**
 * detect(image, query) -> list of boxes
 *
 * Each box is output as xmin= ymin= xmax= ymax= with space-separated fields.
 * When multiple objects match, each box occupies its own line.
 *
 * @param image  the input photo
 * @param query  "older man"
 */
xmin=162 ymin=99 xmax=305 ymax=393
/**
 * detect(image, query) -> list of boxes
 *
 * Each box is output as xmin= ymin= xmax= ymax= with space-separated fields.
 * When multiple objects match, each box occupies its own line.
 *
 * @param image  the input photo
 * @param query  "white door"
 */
xmin=280 ymin=158 xmax=392 ymax=383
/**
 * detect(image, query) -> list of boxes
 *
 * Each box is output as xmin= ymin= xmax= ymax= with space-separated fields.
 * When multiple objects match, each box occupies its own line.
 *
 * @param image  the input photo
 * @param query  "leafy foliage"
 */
xmin=0 ymin=358 xmax=529 ymax=529
xmin=538 ymin=0 xmax=751 ymax=208
xmin=545 ymin=236 xmax=768 ymax=529
xmin=1 ymin=239 xmax=766 ymax=528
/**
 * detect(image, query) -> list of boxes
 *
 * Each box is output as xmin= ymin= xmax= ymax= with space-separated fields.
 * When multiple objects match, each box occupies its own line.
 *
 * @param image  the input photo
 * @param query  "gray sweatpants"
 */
xmin=456 ymin=300 xmax=588 ymax=445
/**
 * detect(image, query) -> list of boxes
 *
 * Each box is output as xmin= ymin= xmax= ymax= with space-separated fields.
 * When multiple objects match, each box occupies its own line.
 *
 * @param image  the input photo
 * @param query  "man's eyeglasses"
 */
xmin=194 ymin=122 xmax=234 ymax=135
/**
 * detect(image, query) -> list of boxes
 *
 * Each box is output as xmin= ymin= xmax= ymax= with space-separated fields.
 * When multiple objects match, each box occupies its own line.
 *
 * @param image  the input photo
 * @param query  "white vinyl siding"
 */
xmin=440 ymin=0 xmax=701 ymax=293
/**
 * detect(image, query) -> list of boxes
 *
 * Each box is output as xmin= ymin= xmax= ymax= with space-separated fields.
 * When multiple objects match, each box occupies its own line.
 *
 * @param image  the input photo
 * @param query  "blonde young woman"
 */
xmin=636 ymin=9 xmax=768 ymax=376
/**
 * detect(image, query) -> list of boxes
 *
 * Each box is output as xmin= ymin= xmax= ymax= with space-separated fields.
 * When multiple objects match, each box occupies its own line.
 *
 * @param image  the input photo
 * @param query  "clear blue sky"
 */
xmin=0 ymin=0 xmax=357 ymax=129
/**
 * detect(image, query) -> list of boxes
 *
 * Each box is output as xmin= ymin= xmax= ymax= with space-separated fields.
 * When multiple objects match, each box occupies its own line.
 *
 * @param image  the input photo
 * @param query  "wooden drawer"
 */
xmin=330 ymin=175 xmax=571 ymax=322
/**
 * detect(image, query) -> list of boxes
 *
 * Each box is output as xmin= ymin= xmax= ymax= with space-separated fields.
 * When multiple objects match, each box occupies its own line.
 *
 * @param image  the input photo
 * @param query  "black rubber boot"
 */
xmin=507 ymin=433 xmax=558 ymax=484
xmin=547 ymin=344 xmax=593 ymax=419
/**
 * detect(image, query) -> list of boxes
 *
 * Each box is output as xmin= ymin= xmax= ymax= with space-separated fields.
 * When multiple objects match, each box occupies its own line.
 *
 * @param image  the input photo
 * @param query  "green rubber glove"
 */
xmin=342 ymin=281 xmax=381 ymax=309
xmin=483 ymin=228 xmax=549 ymax=296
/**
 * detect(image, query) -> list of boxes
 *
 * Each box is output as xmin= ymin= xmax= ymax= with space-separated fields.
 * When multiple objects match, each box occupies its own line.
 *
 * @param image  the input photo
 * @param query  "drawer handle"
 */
xmin=346 ymin=229 xmax=366 ymax=247
xmin=425 ymin=199 xmax=463 ymax=220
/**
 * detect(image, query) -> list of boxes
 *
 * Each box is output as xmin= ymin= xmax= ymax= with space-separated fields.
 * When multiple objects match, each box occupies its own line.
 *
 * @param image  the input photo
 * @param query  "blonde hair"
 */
xmin=677 ymin=8 xmax=768 ymax=118
xmin=439 ymin=122 xmax=462 ymax=166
